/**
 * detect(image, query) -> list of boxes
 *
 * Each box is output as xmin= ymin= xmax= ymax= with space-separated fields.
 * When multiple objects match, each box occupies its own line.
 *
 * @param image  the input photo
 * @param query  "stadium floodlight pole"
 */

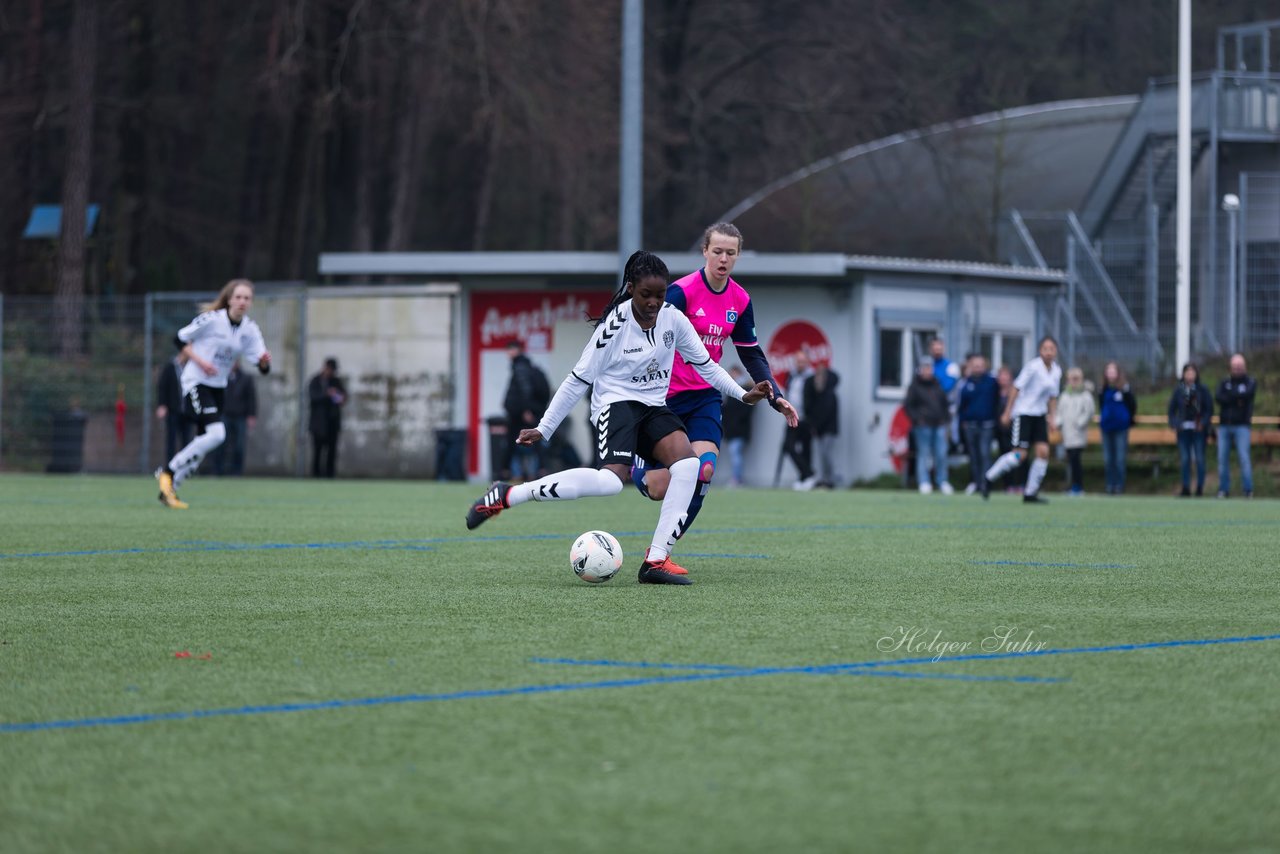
xmin=1174 ymin=0 xmax=1191 ymax=374
xmin=1222 ymin=193 xmax=1240 ymax=352
xmin=617 ymin=0 xmax=643 ymax=272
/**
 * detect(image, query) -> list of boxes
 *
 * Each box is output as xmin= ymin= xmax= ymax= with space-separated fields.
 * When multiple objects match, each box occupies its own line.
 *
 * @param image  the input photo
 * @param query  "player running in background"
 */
xmin=983 ymin=335 xmax=1061 ymax=503
xmin=631 ymin=222 xmax=798 ymax=531
xmin=155 ymin=279 xmax=271 ymax=508
xmin=464 ymin=251 xmax=775 ymax=585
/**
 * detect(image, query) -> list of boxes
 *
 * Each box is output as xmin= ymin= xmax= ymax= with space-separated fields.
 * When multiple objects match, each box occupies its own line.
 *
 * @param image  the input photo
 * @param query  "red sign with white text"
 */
xmin=766 ymin=320 xmax=833 ymax=388
xmin=467 ymin=291 xmax=610 ymax=474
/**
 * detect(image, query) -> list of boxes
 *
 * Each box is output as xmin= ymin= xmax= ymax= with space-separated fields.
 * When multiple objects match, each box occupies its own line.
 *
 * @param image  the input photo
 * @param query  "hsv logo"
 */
xmin=726 ymin=310 xmax=738 ymax=323
xmin=767 ymin=320 xmax=833 ymax=387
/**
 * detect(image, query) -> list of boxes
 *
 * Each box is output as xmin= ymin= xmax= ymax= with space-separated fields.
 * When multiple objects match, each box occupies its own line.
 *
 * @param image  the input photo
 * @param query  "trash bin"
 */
xmin=486 ymin=416 xmax=511 ymax=482
xmin=434 ymin=428 xmax=466 ymax=482
xmin=47 ymin=410 xmax=88 ymax=473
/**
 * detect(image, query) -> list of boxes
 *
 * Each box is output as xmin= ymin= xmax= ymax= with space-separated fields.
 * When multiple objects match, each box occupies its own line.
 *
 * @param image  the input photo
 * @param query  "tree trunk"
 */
xmin=386 ymin=2 xmax=433 ymax=252
xmin=55 ymin=0 xmax=98 ymax=358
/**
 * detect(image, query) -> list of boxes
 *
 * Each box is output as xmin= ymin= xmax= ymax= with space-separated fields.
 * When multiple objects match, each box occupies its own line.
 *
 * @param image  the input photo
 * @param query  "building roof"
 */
xmin=318 ymin=251 xmax=1063 ymax=285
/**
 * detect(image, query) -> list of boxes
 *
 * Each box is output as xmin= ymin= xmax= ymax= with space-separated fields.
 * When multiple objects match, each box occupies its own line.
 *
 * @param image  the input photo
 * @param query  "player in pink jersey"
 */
xmin=632 ymin=223 xmax=798 ymax=543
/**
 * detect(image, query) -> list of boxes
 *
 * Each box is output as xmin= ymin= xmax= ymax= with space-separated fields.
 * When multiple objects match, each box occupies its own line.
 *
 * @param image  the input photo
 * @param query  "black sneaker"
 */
xmin=638 ymin=557 xmax=693 ymax=585
xmin=1180 ymin=487 xmax=1191 ymax=497
xmin=465 ymin=482 xmax=512 ymax=529
xmin=1023 ymin=493 xmax=1048 ymax=504
xmin=981 ymin=478 xmax=991 ymax=501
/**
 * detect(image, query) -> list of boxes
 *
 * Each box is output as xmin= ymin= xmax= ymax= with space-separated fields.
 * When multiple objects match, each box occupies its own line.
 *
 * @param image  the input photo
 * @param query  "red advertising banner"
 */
xmin=467 ymin=291 xmax=611 ymax=474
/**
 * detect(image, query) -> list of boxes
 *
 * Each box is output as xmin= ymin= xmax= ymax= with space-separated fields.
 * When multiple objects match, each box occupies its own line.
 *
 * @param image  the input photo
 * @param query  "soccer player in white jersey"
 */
xmin=464 ymin=251 xmax=774 ymax=585
xmin=983 ymin=335 xmax=1061 ymax=503
xmin=156 ymin=279 xmax=271 ymax=508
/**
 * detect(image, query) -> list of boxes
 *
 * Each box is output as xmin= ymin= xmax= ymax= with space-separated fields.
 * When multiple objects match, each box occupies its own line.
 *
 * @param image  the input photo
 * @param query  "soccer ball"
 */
xmin=569 ymin=530 xmax=624 ymax=583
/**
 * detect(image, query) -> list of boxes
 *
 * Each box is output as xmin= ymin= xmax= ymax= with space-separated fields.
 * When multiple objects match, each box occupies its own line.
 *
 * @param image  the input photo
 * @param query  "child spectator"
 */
xmin=958 ymin=353 xmax=999 ymax=495
xmin=1057 ymin=367 xmax=1095 ymax=495
xmin=905 ymin=358 xmax=953 ymax=495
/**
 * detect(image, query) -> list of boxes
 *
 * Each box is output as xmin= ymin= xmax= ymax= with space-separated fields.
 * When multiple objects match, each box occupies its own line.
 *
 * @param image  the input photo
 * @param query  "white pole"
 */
xmin=618 ymin=0 xmax=643 ymax=268
xmin=1223 ymin=194 xmax=1239 ymax=352
xmin=1175 ymin=0 xmax=1192 ymax=373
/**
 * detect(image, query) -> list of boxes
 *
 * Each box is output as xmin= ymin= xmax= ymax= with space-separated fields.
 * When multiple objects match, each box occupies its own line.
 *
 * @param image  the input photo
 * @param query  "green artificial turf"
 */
xmin=1 ymin=474 xmax=1278 ymax=853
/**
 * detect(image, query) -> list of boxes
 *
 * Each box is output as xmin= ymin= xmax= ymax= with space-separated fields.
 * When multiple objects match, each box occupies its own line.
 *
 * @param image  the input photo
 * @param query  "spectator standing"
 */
xmin=804 ymin=360 xmax=841 ymax=488
xmin=213 ymin=365 xmax=257 ymax=475
xmin=721 ymin=365 xmax=754 ymax=488
xmin=503 ymin=340 xmax=552 ymax=481
xmin=930 ymin=338 xmax=961 ymax=394
xmin=155 ymin=353 xmax=192 ymax=463
xmin=308 ymin=357 xmax=346 ymax=478
xmin=958 ymin=354 xmax=1000 ymax=495
xmin=905 ymin=358 xmax=953 ymax=494
xmin=1215 ymin=353 xmax=1257 ymax=498
xmin=784 ymin=351 xmax=817 ymax=490
xmin=1168 ymin=362 xmax=1214 ymax=497
xmin=1057 ymin=367 xmax=1095 ymax=495
xmin=1098 ymin=361 xmax=1137 ymax=495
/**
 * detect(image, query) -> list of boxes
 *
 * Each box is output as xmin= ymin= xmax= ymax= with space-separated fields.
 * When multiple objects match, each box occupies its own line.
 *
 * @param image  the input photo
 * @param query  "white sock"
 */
xmin=169 ymin=422 xmax=226 ymax=487
xmin=1025 ymin=457 xmax=1048 ymax=496
xmin=506 ymin=467 xmax=622 ymax=506
xmin=647 ymin=457 xmax=698 ymax=562
xmin=986 ymin=450 xmax=1022 ymax=481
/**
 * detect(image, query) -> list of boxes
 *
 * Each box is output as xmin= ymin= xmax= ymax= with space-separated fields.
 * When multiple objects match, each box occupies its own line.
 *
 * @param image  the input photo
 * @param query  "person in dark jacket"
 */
xmin=1167 ymin=362 xmax=1214 ymax=497
xmin=803 ymin=361 xmax=840 ymax=488
xmin=213 ymin=365 xmax=257 ymax=475
xmin=503 ymin=340 xmax=552 ymax=481
xmin=1098 ymin=361 xmax=1138 ymax=495
xmin=958 ymin=353 xmax=1000 ymax=495
xmin=1215 ymin=353 xmax=1257 ymax=498
xmin=308 ymin=358 xmax=346 ymax=478
xmin=154 ymin=354 xmax=192 ymax=463
xmin=905 ymin=359 xmax=952 ymax=494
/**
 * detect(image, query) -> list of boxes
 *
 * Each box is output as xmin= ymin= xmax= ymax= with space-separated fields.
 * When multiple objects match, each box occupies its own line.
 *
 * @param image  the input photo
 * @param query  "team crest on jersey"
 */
xmin=726 ymin=310 xmax=738 ymax=323
xmin=662 ymin=331 xmax=674 ymax=349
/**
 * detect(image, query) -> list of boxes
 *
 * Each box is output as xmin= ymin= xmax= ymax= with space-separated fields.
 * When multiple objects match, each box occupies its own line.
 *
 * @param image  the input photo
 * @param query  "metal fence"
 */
xmin=1 ymin=286 xmax=460 ymax=477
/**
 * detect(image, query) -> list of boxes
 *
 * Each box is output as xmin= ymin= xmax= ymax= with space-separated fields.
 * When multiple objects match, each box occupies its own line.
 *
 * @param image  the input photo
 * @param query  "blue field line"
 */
xmin=0 ymin=540 xmax=438 ymax=560
xmin=972 ymin=560 xmax=1138 ymax=569
xmin=4 ymin=632 xmax=1275 ymax=734
xmin=3 ymin=514 xmax=1275 ymax=562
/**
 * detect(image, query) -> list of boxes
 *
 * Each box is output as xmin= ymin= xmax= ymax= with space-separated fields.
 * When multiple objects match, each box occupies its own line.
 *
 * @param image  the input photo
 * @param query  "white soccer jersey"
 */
xmin=1011 ymin=357 xmax=1062 ymax=417
xmin=535 ymin=301 xmax=746 ymax=438
xmin=176 ymin=309 xmax=268 ymax=394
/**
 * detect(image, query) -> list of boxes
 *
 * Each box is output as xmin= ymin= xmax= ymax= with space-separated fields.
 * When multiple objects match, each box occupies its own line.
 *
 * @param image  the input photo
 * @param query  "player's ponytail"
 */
xmin=589 ymin=251 xmax=670 ymax=327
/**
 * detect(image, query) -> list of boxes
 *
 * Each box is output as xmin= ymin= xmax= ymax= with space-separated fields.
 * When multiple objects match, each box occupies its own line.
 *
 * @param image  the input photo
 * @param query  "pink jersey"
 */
xmin=666 ymin=270 xmax=760 ymax=396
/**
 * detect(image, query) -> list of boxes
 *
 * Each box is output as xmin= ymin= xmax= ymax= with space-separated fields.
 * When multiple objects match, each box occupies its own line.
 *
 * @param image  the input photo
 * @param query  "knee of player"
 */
xmin=697 ymin=451 xmax=718 ymax=484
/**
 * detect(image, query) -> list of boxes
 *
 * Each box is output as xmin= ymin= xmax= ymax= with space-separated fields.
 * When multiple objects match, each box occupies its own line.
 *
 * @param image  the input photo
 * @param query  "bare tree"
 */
xmin=55 ymin=0 xmax=98 ymax=358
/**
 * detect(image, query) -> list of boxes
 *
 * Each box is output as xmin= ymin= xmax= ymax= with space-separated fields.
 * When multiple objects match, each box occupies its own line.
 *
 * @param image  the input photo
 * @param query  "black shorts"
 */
xmin=1011 ymin=414 xmax=1049 ymax=449
xmin=181 ymin=385 xmax=226 ymax=430
xmin=594 ymin=401 xmax=686 ymax=467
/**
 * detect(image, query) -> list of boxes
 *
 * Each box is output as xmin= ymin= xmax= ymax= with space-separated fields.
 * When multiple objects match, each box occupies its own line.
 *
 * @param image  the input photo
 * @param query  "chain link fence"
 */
xmin=1 ymin=286 xmax=460 ymax=477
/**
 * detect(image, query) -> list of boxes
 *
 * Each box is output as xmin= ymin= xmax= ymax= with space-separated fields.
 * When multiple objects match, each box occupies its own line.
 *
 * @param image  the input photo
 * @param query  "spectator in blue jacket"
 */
xmin=1215 ymin=353 xmax=1257 ymax=498
xmin=958 ymin=353 xmax=999 ymax=495
xmin=1168 ymin=362 xmax=1214 ymax=497
xmin=1098 ymin=361 xmax=1137 ymax=495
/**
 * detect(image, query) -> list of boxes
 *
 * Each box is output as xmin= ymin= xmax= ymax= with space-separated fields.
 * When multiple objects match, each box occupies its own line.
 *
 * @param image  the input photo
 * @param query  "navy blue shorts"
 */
xmin=667 ymin=388 xmax=724 ymax=447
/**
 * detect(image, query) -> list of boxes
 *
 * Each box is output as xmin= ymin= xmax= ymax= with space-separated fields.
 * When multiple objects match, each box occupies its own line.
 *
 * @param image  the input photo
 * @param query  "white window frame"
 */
xmin=874 ymin=309 xmax=943 ymax=400
xmin=977 ymin=329 xmax=1030 ymax=373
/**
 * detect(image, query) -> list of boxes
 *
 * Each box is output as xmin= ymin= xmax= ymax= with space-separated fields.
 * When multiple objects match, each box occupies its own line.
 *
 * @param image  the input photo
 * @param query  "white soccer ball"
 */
xmin=569 ymin=530 xmax=624 ymax=583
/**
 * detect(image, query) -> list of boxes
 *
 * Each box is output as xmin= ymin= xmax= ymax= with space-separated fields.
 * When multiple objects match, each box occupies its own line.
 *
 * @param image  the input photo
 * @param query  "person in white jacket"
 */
xmin=1056 ymin=367 xmax=1095 ymax=495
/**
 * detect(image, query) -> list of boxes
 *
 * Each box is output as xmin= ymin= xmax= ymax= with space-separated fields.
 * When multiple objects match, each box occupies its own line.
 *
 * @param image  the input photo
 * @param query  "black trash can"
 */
xmin=486 ymin=416 xmax=511 ymax=482
xmin=434 ymin=428 xmax=467 ymax=482
xmin=47 ymin=410 xmax=88 ymax=473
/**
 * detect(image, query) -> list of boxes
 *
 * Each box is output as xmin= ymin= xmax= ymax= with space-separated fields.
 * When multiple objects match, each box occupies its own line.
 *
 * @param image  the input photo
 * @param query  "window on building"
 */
xmin=978 ymin=331 xmax=1028 ymax=372
xmin=876 ymin=322 xmax=941 ymax=396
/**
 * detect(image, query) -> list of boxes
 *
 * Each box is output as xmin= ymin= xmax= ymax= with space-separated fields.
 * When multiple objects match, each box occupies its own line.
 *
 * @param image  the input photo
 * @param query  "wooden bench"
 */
xmin=1050 ymin=416 xmax=1280 ymax=478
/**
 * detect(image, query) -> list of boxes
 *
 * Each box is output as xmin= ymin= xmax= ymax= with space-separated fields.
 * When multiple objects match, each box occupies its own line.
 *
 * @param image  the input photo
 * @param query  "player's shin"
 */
xmin=506 ymin=467 xmax=623 ymax=506
xmin=648 ymin=456 xmax=698 ymax=562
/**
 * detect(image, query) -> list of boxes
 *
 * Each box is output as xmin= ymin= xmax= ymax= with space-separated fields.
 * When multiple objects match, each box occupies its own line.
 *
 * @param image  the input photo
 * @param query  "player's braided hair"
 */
xmin=590 ymin=250 xmax=670 ymax=327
